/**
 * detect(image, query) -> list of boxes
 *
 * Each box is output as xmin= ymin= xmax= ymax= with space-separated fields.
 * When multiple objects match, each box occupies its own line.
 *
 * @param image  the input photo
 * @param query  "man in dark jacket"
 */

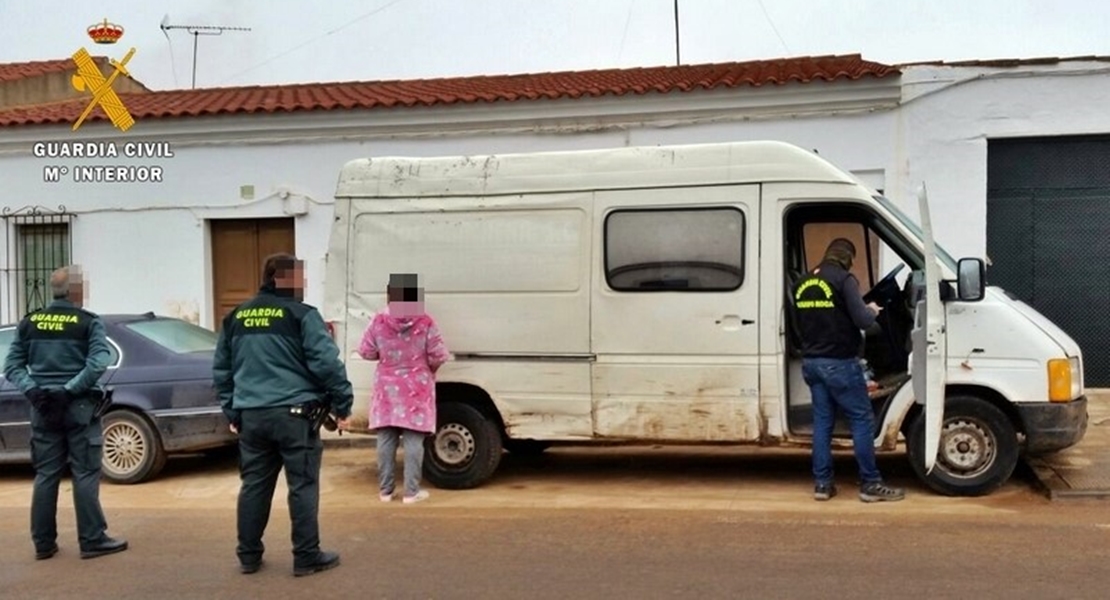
xmin=793 ymin=239 xmax=905 ymax=503
xmin=213 ymin=253 xmax=354 ymax=577
xmin=3 ymin=265 xmax=128 ymax=560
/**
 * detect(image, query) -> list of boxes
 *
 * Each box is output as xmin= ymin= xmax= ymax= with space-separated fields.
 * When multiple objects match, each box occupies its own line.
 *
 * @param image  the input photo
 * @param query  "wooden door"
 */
xmin=211 ymin=218 xmax=295 ymax=329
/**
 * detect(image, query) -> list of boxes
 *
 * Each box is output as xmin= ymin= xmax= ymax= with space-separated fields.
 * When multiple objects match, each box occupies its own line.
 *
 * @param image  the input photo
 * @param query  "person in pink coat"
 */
xmin=357 ymin=274 xmax=449 ymax=504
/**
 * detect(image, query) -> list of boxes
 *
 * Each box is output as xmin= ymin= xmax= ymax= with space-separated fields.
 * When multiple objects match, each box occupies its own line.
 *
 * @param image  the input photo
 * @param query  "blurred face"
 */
xmin=68 ymin=266 xmax=87 ymax=307
xmin=275 ymin=262 xmax=306 ymax=301
xmin=387 ymin=279 xmax=424 ymax=317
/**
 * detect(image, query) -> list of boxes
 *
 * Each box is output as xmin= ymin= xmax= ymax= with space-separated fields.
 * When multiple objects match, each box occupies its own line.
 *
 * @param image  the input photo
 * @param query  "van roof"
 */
xmin=335 ymin=140 xmax=861 ymax=198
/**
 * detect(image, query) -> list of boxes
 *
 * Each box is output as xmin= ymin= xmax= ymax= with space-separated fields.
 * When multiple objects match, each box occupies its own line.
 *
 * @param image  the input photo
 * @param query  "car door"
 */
xmin=0 ymin=326 xmax=32 ymax=455
xmin=0 ymin=325 xmax=121 ymax=456
xmin=590 ymin=185 xmax=761 ymax=441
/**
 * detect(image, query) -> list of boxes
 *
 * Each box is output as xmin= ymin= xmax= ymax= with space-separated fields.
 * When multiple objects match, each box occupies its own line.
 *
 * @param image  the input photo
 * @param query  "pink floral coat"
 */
xmin=357 ymin=310 xmax=449 ymax=434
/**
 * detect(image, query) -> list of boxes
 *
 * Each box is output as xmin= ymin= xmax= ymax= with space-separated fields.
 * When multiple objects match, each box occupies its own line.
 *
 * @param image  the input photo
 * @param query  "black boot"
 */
xmin=293 ymin=551 xmax=340 ymax=577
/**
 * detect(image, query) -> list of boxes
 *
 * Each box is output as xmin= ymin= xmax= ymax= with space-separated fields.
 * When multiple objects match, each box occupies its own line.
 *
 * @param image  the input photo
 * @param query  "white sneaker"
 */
xmin=402 ymin=490 xmax=430 ymax=504
xmin=379 ymin=491 xmax=393 ymax=503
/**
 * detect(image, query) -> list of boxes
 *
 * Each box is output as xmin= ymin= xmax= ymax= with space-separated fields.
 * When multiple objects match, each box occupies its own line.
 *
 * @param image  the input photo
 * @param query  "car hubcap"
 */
xmin=103 ymin=422 xmax=146 ymax=474
xmin=434 ymin=423 xmax=475 ymax=466
xmin=938 ymin=418 xmax=996 ymax=479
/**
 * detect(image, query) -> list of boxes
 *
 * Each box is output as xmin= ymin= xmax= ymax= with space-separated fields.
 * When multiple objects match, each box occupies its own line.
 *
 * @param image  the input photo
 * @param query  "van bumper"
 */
xmin=1015 ymin=396 xmax=1088 ymax=455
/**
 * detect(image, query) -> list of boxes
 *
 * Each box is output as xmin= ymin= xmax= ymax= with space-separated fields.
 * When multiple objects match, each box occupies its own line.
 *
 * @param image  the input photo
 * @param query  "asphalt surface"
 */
xmin=1 ymin=447 xmax=1108 ymax=599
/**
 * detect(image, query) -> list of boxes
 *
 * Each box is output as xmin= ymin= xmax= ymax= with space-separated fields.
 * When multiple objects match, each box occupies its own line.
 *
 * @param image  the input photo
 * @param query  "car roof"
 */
xmin=1 ymin=312 xmax=178 ymax=329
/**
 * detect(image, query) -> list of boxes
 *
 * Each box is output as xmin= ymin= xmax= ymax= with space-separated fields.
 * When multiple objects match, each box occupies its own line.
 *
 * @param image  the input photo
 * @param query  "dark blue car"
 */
xmin=0 ymin=313 xmax=236 ymax=484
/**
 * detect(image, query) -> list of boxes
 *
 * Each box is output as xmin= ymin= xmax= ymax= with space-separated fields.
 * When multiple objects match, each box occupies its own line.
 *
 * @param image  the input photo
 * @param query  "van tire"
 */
xmin=424 ymin=402 xmax=503 ymax=490
xmin=906 ymin=395 xmax=1019 ymax=497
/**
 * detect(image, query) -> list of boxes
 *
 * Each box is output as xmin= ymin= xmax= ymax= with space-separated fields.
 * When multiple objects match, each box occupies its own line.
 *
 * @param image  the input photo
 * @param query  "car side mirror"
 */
xmin=957 ymin=257 xmax=985 ymax=302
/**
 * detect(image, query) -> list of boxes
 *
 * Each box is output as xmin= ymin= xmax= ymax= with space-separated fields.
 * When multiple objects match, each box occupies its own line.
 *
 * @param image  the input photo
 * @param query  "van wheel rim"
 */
xmin=938 ymin=418 xmax=996 ymax=479
xmin=434 ymin=423 xmax=475 ymax=466
xmin=103 ymin=422 xmax=146 ymax=475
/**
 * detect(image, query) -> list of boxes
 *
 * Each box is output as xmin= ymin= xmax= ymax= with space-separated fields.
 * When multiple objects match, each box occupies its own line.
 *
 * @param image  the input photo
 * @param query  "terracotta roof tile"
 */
xmin=0 ymin=58 xmax=84 ymax=82
xmin=0 ymin=53 xmax=897 ymax=128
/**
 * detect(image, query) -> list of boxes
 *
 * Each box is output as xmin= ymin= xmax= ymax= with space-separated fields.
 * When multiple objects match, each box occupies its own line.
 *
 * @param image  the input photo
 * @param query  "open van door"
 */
xmin=910 ymin=183 xmax=947 ymax=473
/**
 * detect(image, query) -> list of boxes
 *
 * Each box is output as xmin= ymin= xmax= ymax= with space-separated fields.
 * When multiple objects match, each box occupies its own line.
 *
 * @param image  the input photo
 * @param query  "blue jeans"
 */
xmin=801 ymin=357 xmax=882 ymax=486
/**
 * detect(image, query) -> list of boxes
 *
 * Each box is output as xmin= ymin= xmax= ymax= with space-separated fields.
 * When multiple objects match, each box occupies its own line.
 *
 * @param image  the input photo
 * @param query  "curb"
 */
xmin=1026 ymin=457 xmax=1110 ymax=501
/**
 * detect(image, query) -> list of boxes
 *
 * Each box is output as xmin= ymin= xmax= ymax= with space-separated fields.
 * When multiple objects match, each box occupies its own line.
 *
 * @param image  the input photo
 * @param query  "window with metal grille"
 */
xmin=17 ymin=224 xmax=70 ymax=315
xmin=2 ymin=207 xmax=74 ymax=322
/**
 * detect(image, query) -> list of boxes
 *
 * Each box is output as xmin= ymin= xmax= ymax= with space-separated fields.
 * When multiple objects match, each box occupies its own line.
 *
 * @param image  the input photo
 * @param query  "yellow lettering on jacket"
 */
xmin=795 ymin=278 xmax=836 ymax=311
xmin=29 ymin=313 xmax=79 ymax=323
xmin=29 ymin=312 xmax=79 ymax=330
xmin=235 ymin=307 xmax=285 ymax=320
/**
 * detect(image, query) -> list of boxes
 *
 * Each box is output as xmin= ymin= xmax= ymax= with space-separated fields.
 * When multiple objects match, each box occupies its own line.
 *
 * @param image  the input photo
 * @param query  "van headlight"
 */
xmin=1048 ymin=357 xmax=1082 ymax=402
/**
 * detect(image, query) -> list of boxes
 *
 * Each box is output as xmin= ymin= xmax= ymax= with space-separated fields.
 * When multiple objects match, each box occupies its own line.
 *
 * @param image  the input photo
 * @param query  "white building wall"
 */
xmin=894 ymin=60 xmax=1110 ymax=260
xmin=1 ymin=102 xmax=894 ymax=327
xmin=6 ymin=62 xmax=1108 ymax=328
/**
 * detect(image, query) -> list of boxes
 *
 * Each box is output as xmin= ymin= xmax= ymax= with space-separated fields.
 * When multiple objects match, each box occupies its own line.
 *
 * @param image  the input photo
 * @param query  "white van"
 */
xmin=323 ymin=141 xmax=1088 ymax=496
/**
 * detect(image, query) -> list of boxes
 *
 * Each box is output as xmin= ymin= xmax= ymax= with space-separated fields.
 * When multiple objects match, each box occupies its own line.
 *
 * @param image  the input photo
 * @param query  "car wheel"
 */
xmin=907 ymin=395 xmax=1019 ymax=497
xmin=423 ymin=402 xmax=503 ymax=490
xmin=101 ymin=411 xmax=167 ymax=484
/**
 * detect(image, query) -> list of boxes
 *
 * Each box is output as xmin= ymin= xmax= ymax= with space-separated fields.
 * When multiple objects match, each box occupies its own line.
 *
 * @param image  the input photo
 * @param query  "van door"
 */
xmin=590 ymin=185 xmax=761 ymax=441
xmin=910 ymin=184 xmax=948 ymax=471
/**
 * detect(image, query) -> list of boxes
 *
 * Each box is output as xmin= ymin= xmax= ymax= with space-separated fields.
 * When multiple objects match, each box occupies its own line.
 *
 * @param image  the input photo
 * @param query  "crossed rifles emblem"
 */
xmin=70 ymin=47 xmax=136 ymax=132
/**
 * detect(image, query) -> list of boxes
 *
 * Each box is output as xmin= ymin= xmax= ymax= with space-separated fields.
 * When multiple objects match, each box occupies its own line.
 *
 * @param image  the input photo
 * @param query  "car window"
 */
xmin=0 ymin=326 xmax=120 ymax=371
xmin=0 ymin=327 xmax=14 ymax=369
xmin=124 ymin=319 xmax=219 ymax=354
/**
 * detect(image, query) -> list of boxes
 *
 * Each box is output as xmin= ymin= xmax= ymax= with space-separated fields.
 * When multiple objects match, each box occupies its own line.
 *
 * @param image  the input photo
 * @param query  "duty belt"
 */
xmin=289 ymin=400 xmax=338 ymax=434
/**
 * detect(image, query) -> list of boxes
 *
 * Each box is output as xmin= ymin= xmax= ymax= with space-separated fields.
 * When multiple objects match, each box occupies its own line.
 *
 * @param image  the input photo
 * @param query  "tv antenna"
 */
xmin=160 ymin=15 xmax=251 ymax=89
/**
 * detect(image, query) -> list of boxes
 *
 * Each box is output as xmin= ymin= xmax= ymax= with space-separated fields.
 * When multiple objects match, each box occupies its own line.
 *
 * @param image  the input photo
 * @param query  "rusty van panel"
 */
xmin=591 ymin=363 xmax=761 ymax=442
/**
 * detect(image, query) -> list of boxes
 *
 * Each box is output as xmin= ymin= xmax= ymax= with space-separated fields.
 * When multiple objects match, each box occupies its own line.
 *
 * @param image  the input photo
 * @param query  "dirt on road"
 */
xmin=1 ymin=446 xmax=1108 ymax=599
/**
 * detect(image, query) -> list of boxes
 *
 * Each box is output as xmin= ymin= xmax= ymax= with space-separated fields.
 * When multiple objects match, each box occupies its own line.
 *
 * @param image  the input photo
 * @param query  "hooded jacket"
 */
xmin=357 ymin=308 xmax=449 ymax=434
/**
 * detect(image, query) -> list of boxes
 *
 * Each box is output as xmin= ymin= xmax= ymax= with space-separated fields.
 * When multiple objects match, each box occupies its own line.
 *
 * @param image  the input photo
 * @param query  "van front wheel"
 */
xmin=424 ymin=402 xmax=503 ymax=490
xmin=907 ymin=395 xmax=1019 ymax=497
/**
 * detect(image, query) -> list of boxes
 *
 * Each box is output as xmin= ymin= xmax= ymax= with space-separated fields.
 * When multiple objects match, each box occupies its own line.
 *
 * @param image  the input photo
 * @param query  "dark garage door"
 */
xmin=987 ymin=136 xmax=1110 ymax=386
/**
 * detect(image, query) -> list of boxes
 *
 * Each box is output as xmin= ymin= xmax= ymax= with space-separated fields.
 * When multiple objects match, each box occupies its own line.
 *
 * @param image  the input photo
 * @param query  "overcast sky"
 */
xmin=4 ymin=0 xmax=1109 ymax=91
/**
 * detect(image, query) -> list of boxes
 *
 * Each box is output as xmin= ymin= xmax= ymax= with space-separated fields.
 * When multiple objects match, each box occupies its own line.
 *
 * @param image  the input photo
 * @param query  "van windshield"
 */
xmin=874 ymin=195 xmax=959 ymax=272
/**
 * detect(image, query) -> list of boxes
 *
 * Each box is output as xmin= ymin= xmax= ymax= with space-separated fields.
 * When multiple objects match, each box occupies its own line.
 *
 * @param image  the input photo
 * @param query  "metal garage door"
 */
xmin=987 ymin=136 xmax=1110 ymax=386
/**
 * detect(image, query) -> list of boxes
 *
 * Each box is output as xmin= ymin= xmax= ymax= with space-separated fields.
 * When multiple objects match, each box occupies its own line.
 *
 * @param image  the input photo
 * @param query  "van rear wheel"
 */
xmin=907 ymin=395 xmax=1019 ymax=496
xmin=424 ymin=402 xmax=503 ymax=489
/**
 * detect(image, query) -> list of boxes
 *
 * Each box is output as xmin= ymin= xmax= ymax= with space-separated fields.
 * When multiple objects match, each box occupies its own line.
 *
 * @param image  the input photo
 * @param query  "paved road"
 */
xmin=1 ymin=447 xmax=1108 ymax=599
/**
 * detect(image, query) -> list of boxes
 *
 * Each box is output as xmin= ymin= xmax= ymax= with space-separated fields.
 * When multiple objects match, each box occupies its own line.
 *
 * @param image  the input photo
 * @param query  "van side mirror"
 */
xmin=957 ymin=258 xmax=985 ymax=302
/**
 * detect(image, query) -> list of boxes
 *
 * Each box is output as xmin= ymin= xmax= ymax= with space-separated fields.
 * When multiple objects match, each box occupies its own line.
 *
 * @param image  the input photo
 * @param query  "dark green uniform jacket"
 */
xmin=2 ymin=299 xmax=111 ymax=396
xmin=213 ymin=285 xmax=354 ymax=426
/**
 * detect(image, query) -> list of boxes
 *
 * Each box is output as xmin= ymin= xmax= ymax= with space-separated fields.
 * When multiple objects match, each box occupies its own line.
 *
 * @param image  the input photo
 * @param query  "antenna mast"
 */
xmin=674 ymin=0 xmax=681 ymax=66
xmin=160 ymin=18 xmax=251 ymax=89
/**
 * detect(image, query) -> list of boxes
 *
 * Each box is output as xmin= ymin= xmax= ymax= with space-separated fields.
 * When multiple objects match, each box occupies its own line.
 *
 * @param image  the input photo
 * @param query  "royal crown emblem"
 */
xmin=87 ymin=18 xmax=124 ymax=44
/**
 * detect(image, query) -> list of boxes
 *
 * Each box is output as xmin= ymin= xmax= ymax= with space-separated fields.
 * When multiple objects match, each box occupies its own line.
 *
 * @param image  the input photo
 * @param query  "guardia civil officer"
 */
xmin=2 ymin=266 xmax=128 ymax=560
xmin=213 ymin=253 xmax=354 ymax=577
xmin=793 ymin=239 xmax=906 ymax=503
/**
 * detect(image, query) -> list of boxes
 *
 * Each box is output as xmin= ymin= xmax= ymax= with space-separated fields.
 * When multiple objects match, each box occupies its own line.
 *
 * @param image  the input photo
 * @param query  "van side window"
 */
xmin=604 ymin=207 xmax=745 ymax=292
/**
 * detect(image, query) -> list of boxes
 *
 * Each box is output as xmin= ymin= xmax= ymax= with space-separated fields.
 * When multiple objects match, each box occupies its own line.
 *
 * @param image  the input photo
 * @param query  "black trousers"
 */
xmin=236 ymin=407 xmax=323 ymax=568
xmin=30 ymin=398 xmax=109 ymax=552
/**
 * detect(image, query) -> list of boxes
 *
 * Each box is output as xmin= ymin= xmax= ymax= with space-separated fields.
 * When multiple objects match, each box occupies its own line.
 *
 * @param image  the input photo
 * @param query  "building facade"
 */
xmin=1 ymin=54 xmax=1108 ymax=382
